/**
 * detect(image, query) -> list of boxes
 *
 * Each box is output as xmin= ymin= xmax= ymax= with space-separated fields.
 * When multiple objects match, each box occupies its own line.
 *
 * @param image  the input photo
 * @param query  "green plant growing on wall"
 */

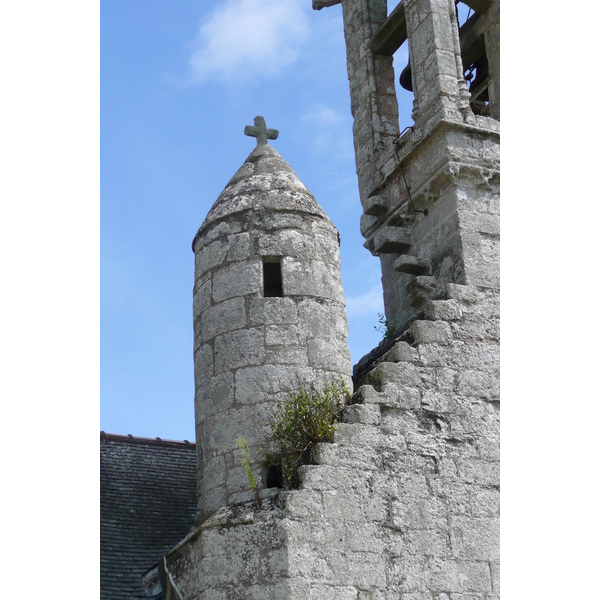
xmin=265 ymin=378 xmax=350 ymax=490
xmin=237 ymin=437 xmax=262 ymax=509
xmin=374 ymin=312 xmax=396 ymax=340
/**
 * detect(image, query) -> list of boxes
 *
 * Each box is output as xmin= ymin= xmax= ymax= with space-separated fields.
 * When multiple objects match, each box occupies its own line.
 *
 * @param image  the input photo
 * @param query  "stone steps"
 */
xmin=362 ymin=194 xmax=387 ymax=216
xmin=332 ymin=422 xmax=382 ymax=448
xmin=373 ymin=225 xmax=412 ymax=254
xmin=298 ymin=461 xmax=372 ymax=492
xmin=293 ymin=295 xmax=467 ymax=496
xmin=406 ymin=275 xmax=437 ymax=307
xmin=310 ymin=441 xmax=383 ymax=469
xmin=394 ymin=254 xmax=430 ymax=275
xmin=341 ymin=403 xmax=381 ymax=426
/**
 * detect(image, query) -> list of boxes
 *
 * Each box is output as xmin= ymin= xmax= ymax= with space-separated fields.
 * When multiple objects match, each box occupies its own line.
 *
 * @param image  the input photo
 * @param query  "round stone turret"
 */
xmin=192 ymin=139 xmax=352 ymax=519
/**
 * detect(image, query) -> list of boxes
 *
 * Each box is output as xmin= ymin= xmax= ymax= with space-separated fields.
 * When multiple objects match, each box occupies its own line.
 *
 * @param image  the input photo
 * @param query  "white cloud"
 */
xmin=189 ymin=0 xmax=310 ymax=84
xmin=301 ymin=105 xmax=346 ymax=128
xmin=345 ymin=285 xmax=384 ymax=318
xmin=298 ymin=104 xmax=354 ymax=162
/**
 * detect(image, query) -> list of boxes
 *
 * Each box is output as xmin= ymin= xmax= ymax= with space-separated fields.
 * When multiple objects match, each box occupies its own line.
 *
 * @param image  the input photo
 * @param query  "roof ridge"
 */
xmin=100 ymin=431 xmax=196 ymax=448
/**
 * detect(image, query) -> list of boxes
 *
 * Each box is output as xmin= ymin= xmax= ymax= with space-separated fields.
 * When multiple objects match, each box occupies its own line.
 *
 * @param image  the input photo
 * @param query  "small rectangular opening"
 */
xmin=263 ymin=258 xmax=283 ymax=297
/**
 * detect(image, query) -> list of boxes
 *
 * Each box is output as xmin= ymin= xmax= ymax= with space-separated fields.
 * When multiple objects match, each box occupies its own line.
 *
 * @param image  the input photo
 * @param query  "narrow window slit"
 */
xmin=263 ymin=258 xmax=283 ymax=297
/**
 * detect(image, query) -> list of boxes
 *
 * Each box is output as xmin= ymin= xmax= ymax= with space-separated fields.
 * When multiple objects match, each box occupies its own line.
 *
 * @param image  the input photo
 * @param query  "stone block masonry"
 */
xmin=165 ymin=0 xmax=501 ymax=593
xmin=167 ymin=283 xmax=499 ymax=599
xmin=192 ymin=142 xmax=352 ymax=521
xmin=337 ymin=0 xmax=500 ymax=335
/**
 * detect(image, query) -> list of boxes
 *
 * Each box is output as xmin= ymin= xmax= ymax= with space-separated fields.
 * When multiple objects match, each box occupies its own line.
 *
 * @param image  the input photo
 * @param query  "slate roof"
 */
xmin=100 ymin=432 xmax=197 ymax=599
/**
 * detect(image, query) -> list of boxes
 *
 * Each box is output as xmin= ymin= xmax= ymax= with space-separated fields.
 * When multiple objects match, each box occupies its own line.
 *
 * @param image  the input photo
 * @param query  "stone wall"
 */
xmin=166 ymin=502 xmax=291 ymax=600
xmin=168 ymin=1 xmax=501 ymax=595
xmin=341 ymin=0 xmax=401 ymax=204
xmin=284 ymin=281 xmax=499 ymax=599
xmin=366 ymin=119 xmax=500 ymax=333
xmin=168 ymin=281 xmax=499 ymax=599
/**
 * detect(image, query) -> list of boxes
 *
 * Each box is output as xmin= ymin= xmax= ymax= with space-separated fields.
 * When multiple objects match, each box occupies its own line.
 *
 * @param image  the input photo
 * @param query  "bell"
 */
xmin=399 ymin=61 xmax=413 ymax=92
xmin=468 ymin=55 xmax=488 ymax=90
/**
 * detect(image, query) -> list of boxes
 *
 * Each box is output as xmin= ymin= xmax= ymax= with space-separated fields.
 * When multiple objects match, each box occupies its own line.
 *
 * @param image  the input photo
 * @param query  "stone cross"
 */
xmin=244 ymin=115 xmax=279 ymax=146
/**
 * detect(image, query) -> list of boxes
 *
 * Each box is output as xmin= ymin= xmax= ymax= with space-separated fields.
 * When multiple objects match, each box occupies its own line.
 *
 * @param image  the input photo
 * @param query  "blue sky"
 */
xmin=100 ymin=0 xmax=416 ymax=440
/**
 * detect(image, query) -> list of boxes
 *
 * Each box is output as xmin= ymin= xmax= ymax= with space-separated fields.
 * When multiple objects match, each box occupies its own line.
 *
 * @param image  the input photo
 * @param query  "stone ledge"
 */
xmin=310 ymin=442 xmax=382 ymax=469
xmin=423 ymin=299 xmax=463 ymax=321
xmin=394 ymin=254 xmax=430 ymax=275
xmin=342 ymin=403 xmax=381 ymax=426
xmin=332 ymin=423 xmax=382 ymax=448
xmin=409 ymin=320 xmax=453 ymax=345
xmin=363 ymin=194 xmax=388 ymax=216
xmin=444 ymin=283 xmax=479 ymax=303
xmin=382 ymin=341 xmax=419 ymax=363
xmin=407 ymin=276 xmax=438 ymax=307
xmin=199 ymin=496 xmax=283 ymax=531
xmin=373 ymin=226 xmax=412 ymax=254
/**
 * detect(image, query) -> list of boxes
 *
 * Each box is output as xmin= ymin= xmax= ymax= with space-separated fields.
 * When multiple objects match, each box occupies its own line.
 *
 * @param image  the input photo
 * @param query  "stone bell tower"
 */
xmin=192 ymin=116 xmax=352 ymax=520
xmin=316 ymin=0 xmax=500 ymax=333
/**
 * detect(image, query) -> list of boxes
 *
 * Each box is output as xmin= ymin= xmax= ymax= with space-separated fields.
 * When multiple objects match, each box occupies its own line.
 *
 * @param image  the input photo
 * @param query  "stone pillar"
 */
xmin=341 ymin=0 xmax=401 ymax=204
xmin=483 ymin=0 xmax=500 ymax=120
xmin=404 ymin=0 xmax=474 ymax=133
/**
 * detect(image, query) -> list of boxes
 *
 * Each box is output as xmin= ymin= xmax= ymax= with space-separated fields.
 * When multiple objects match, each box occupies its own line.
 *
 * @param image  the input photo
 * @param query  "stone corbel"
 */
xmin=312 ymin=0 xmax=341 ymax=9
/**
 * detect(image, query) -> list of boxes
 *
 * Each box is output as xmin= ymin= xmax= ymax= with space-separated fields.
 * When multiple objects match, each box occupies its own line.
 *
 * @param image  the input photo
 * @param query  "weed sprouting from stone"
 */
xmin=265 ymin=378 xmax=350 ymax=489
xmin=237 ymin=437 xmax=262 ymax=509
xmin=374 ymin=312 xmax=397 ymax=340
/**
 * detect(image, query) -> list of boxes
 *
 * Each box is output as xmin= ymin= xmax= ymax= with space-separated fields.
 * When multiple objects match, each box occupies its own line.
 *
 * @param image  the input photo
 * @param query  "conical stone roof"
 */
xmin=193 ymin=144 xmax=330 ymax=247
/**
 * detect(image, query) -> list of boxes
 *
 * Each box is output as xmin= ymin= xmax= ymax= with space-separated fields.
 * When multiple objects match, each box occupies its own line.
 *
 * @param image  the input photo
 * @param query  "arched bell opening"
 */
xmin=455 ymin=1 xmax=493 ymax=116
xmin=369 ymin=1 xmax=414 ymax=132
xmin=392 ymin=43 xmax=415 ymax=131
xmin=395 ymin=1 xmax=494 ymax=118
